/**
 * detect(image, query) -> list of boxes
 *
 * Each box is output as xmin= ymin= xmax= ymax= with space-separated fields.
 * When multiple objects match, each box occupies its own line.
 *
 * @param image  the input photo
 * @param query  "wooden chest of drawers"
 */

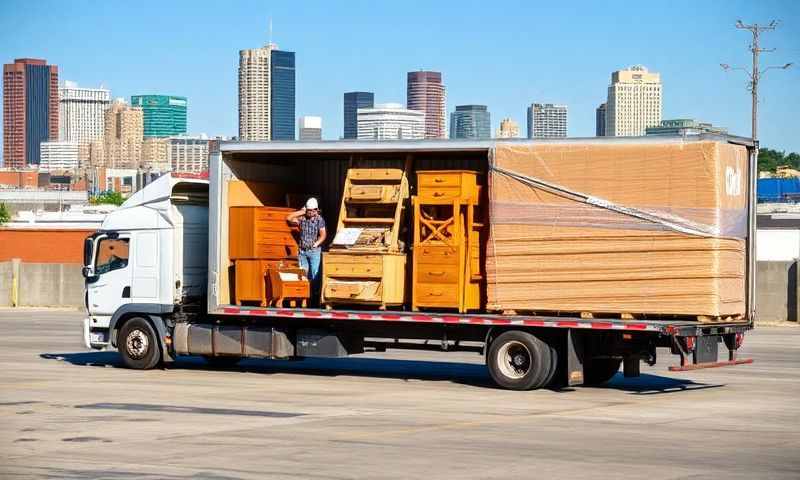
xmin=417 ymin=171 xmax=479 ymax=204
xmin=229 ymin=206 xmax=298 ymax=259
xmin=322 ymin=252 xmax=406 ymax=308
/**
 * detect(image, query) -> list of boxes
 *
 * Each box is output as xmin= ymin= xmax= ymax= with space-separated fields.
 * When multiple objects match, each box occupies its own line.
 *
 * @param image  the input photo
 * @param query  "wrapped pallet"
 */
xmin=486 ymin=140 xmax=748 ymax=317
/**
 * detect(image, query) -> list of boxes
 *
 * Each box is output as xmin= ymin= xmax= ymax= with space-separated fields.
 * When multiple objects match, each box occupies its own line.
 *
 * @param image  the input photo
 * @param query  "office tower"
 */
xmin=357 ymin=103 xmax=425 ymax=140
xmin=596 ymin=102 xmax=607 ymax=137
xmin=496 ymin=118 xmax=520 ymax=138
xmin=238 ymin=43 xmax=295 ymax=141
xmin=343 ymin=91 xmax=374 ymax=139
xmin=449 ymin=105 xmax=490 ymax=139
xmin=131 ymin=95 xmax=188 ymax=138
xmin=59 ymin=81 xmax=110 ymax=143
xmin=527 ymin=103 xmax=567 ymax=138
xmin=298 ymin=116 xmax=322 ymax=141
xmin=3 ymin=58 xmax=59 ymax=167
xmin=406 ymin=71 xmax=445 ymax=138
xmin=102 ymin=99 xmax=143 ymax=168
xmin=606 ymin=65 xmax=662 ymax=136
xmin=39 ymin=141 xmax=80 ymax=171
xmin=645 ymin=119 xmax=727 ymax=136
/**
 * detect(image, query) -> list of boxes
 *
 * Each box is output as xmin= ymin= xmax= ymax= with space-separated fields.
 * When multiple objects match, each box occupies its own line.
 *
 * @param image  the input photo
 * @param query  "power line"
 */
xmin=720 ymin=19 xmax=792 ymax=144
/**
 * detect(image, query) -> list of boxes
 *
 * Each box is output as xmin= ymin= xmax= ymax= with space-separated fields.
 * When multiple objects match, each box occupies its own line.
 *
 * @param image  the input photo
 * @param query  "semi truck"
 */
xmin=82 ymin=136 xmax=755 ymax=390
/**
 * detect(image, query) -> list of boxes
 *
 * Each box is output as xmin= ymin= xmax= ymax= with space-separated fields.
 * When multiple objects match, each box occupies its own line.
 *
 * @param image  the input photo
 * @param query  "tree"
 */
xmin=89 ymin=191 xmax=126 ymax=206
xmin=0 ymin=203 xmax=9 ymax=225
xmin=758 ymin=148 xmax=785 ymax=173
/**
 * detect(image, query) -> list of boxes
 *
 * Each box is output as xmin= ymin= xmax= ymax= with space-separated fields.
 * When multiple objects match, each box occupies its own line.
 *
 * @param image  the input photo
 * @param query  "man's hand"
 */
xmin=286 ymin=208 xmax=306 ymax=225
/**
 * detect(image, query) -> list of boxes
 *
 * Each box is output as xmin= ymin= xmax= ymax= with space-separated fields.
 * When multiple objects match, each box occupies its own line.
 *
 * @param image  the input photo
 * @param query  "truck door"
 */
xmin=130 ymin=230 xmax=160 ymax=304
xmin=87 ymin=235 xmax=132 ymax=316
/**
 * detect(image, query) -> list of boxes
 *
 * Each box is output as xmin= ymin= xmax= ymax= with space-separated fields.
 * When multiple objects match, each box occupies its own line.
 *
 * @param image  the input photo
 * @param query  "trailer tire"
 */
xmin=583 ymin=358 xmax=621 ymax=386
xmin=118 ymin=317 xmax=161 ymax=370
xmin=487 ymin=331 xmax=552 ymax=390
xmin=543 ymin=342 xmax=559 ymax=387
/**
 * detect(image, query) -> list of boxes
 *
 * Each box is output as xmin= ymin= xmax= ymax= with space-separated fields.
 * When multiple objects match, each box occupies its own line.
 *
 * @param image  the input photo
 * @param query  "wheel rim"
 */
xmin=126 ymin=329 xmax=150 ymax=359
xmin=497 ymin=340 xmax=532 ymax=380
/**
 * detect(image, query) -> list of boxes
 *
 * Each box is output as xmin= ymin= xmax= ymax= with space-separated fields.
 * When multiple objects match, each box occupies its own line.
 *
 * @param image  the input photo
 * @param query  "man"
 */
xmin=287 ymin=198 xmax=327 ymax=304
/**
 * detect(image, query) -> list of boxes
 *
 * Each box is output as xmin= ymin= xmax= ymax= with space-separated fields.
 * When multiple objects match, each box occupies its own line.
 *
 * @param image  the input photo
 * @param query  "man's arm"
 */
xmin=286 ymin=208 xmax=306 ymax=226
xmin=313 ymin=227 xmax=327 ymax=249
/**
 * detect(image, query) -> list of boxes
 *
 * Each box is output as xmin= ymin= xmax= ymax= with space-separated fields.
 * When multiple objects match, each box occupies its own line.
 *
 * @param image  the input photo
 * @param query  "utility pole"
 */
xmin=721 ymin=20 xmax=792 ymax=142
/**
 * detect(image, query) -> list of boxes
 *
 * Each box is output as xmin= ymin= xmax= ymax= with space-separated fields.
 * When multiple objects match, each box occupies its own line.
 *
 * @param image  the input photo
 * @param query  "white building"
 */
xmin=59 ymin=80 xmax=110 ymax=143
xmin=357 ymin=103 xmax=425 ymax=140
xmin=169 ymin=136 xmax=209 ymax=173
xmin=298 ymin=116 xmax=322 ymax=141
xmin=39 ymin=141 xmax=80 ymax=171
xmin=527 ymin=104 xmax=567 ymax=138
xmin=239 ymin=44 xmax=273 ymax=141
xmin=606 ymin=65 xmax=662 ymax=137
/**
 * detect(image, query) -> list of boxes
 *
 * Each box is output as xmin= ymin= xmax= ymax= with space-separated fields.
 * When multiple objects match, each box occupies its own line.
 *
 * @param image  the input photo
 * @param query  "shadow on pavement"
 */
xmin=40 ymin=351 xmax=722 ymax=393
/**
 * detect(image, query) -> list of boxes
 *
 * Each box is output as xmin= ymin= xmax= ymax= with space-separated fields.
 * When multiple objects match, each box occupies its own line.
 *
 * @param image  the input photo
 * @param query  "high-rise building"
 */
xmin=595 ymin=102 xmax=607 ymax=137
xmin=238 ymin=43 xmax=295 ymax=141
xmin=343 ymin=91 xmax=374 ymax=139
xmin=449 ymin=105 xmax=490 ymax=139
xmin=3 ymin=58 xmax=59 ymax=167
xmin=59 ymin=81 xmax=110 ymax=143
xmin=141 ymin=137 xmax=170 ymax=171
xmin=606 ymin=65 xmax=662 ymax=137
xmin=102 ymin=99 xmax=143 ymax=168
xmin=169 ymin=136 xmax=209 ymax=173
xmin=131 ymin=95 xmax=187 ymax=138
xmin=407 ymin=71 xmax=445 ymax=138
xmin=357 ymin=103 xmax=425 ymax=140
xmin=39 ymin=141 xmax=80 ymax=171
xmin=496 ymin=118 xmax=520 ymax=138
xmin=527 ymin=103 xmax=567 ymax=138
xmin=298 ymin=116 xmax=322 ymax=141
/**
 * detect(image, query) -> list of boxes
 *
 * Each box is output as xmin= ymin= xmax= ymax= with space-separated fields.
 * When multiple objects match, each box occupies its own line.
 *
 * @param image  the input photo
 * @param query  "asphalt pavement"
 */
xmin=0 ymin=309 xmax=798 ymax=479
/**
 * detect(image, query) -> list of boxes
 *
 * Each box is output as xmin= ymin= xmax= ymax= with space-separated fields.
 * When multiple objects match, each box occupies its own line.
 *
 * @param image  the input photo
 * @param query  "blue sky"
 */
xmin=1 ymin=0 xmax=798 ymax=157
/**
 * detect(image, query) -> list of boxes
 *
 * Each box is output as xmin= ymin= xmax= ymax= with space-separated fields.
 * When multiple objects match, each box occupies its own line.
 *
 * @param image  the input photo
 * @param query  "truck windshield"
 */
xmin=95 ymin=238 xmax=130 ymax=275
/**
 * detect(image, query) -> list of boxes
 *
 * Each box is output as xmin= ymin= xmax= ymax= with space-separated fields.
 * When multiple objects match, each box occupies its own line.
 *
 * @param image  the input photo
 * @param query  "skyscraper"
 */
xmin=449 ymin=105 xmax=490 ymax=139
xmin=407 ymin=71 xmax=445 ymax=138
xmin=131 ymin=95 xmax=187 ymax=138
xmin=496 ymin=118 xmax=520 ymax=138
xmin=527 ymin=103 xmax=567 ymax=138
xmin=298 ymin=116 xmax=322 ymax=141
xmin=343 ymin=91 xmax=374 ymax=139
xmin=595 ymin=102 xmax=607 ymax=137
xmin=238 ymin=43 xmax=295 ymax=141
xmin=102 ymin=99 xmax=143 ymax=168
xmin=59 ymin=81 xmax=110 ymax=143
xmin=357 ymin=103 xmax=425 ymax=140
xmin=606 ymin=65 xmax=662 ymax=137
xmin=3 ymin=58 xmax=59 ymax=167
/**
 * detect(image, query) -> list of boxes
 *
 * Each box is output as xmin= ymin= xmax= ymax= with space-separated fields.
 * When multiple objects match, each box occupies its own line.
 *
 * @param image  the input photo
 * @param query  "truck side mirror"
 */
xmin=82 ymin=265 xmax=95 ymax=278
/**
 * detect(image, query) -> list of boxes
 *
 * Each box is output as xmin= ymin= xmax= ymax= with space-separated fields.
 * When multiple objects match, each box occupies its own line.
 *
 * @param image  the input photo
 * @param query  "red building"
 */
xmin=407 ymin=71 xmax=446 ymax=139
xmin=2 ymin=58 xmax=59 ymax=168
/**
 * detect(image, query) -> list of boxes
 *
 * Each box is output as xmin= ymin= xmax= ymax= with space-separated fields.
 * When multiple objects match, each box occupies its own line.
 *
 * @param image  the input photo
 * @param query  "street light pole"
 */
xmin=721 ymin=20 xmax=792 ymax=143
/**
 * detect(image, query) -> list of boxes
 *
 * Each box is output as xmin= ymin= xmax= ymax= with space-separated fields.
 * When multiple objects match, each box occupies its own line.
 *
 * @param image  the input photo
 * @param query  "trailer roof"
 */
xmin=219 ymin=133 xmax=755 ymax=154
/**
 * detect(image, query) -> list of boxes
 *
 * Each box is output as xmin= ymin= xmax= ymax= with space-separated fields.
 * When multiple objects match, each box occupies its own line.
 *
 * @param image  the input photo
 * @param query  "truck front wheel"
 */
xmin=487 ymin=331 xmax=552 ymax=390
xmin=118 ymin=317 xmax=161 ymax=370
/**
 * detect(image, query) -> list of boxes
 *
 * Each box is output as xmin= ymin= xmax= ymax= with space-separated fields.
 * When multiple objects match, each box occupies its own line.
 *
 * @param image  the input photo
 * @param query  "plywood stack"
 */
xmin=486 ymin=141 xmax=748 ymax=318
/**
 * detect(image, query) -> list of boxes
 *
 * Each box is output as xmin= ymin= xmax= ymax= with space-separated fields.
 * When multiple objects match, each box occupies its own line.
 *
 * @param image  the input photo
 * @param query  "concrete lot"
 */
xmin=0 ymin=310 xmax=798 ymax=479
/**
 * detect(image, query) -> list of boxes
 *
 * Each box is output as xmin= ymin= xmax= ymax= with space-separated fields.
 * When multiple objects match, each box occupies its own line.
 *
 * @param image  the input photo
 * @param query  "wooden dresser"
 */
xmin=412 ymin=170 xmax=483 ymax=312
xmin=229 ymin=206 xmax=307 ymax=306
xmin=322 ymin=163 xmax=410 ymax=309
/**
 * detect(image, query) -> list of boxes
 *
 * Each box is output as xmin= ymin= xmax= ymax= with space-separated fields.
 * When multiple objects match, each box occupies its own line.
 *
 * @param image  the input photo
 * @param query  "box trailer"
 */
xmin=82 ymin=135 xmax=756 ymax=390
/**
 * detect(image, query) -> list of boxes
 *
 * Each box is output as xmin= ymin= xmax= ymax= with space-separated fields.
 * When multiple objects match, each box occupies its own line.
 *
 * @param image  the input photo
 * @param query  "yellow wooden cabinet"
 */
xmin=322 ymin=252 xmax=407 ymax=308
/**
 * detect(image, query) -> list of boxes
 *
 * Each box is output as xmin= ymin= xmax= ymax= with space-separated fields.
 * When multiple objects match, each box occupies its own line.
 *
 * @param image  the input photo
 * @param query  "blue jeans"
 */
xmin=298 ymin=248 xmax=321 ymax=305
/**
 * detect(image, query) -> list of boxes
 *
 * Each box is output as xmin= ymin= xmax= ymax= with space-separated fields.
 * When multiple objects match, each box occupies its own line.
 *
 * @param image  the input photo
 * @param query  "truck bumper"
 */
xmin=83 ymin=317 xmax=110 ymax=350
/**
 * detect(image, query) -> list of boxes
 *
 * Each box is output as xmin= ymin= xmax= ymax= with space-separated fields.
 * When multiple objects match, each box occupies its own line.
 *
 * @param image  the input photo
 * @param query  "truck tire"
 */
xmin=583 ymin=358 xmax=621 ymax=386
xmin=118 ymin=317 xmax=161 ymax=370
xmin=487 ymin=331 xmax=552 ymax=390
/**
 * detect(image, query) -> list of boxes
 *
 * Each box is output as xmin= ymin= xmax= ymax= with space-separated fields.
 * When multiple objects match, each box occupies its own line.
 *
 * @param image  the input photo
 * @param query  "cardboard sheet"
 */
xmin=486 ymin=141 xmax=748 ymax=317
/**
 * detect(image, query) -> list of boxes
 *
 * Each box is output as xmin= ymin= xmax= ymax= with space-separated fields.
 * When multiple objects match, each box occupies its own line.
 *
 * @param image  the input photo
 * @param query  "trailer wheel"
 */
xmin=487 ymin=331 xmax=552 ymax=390
xmin=583 ymin=358 xmax=621 ymax=386
xmin=204 ymin=356 xmax=241 ymax=368
xmin=118 ymin=317 xmax=161 ymax=370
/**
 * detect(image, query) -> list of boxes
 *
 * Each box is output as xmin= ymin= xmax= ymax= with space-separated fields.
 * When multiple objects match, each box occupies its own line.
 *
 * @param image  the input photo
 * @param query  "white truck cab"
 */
xmin=82 ymin=174 xmax=208 ymax=351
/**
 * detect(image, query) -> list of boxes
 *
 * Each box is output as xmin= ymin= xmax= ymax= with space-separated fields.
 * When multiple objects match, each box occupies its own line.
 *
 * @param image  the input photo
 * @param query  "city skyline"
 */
xmin=0 ymin=0 xmax=798 ymax=158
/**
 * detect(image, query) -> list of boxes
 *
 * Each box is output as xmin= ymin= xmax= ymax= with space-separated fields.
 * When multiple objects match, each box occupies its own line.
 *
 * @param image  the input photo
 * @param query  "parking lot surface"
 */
xmin=1 ymin=309 xmax=798 ymax=479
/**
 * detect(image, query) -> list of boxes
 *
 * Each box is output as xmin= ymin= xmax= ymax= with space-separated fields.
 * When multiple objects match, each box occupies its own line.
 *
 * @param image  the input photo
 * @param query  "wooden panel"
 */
xmin=414 ymin=283 xmax=459 ymax=306
xmin=349 ymin=168 xmax=403 ymax=181
xmin=254 ymin=208 xmax=293 ymax=222
xmin=324 ymin=253 xmax=383 ymax=266
xmin=324 ymin=280 xmax=382 ymax=302
xmin=234 ymin=259 xmax=268 ymax=305
xmin=255 ymin=243 xmax=298 ymax=259
xmin=325 ymin=262 xmax=383 ymax=278
xmin=417 ymin=186 xmax=465 ymax=203
xmin=418 ymin=171 xmax=464 ymax=188
xmin=347 ymin=184 xmax=400 ymax=203
xmin=416 ymin=263 xmax=459 ymax=284
xmin=415 ymin=245 xmax=459 ymax=265
xmin=227 ymin=181 xmax=289 ymax=207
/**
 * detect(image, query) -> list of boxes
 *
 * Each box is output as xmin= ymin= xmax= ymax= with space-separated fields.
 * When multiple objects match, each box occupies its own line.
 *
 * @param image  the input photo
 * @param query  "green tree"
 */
xmin=758 ymin=148 xmax=785 ymax=173
xmin=0 ymin=203 xmax=9 ymax=225
xmin=90 ymin=191 xmax=126 ymax=206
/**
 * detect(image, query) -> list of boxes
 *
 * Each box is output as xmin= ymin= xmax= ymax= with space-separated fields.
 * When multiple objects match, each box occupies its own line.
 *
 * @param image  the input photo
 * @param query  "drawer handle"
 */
xmin=434 ymin=178 xmax=445 ymax=183
xmin=433 ymin=192 xmax=445 ymax=197
xmin=427 ymin=271 xmax=445 ymax=276
xmin=428 ymin=291 xmax=443 ymax=296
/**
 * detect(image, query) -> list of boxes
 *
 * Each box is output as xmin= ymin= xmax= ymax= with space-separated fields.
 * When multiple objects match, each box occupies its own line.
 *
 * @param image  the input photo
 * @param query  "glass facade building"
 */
xmin=343 ymin=91 xmax=374 ymax=139
xmin=449 ymin=105 xmax=490 ymax=139
xmin=270 ymin=50 xmax=295 ymax=141
xmin=131 ymin=95 xmax=187 ymax=138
